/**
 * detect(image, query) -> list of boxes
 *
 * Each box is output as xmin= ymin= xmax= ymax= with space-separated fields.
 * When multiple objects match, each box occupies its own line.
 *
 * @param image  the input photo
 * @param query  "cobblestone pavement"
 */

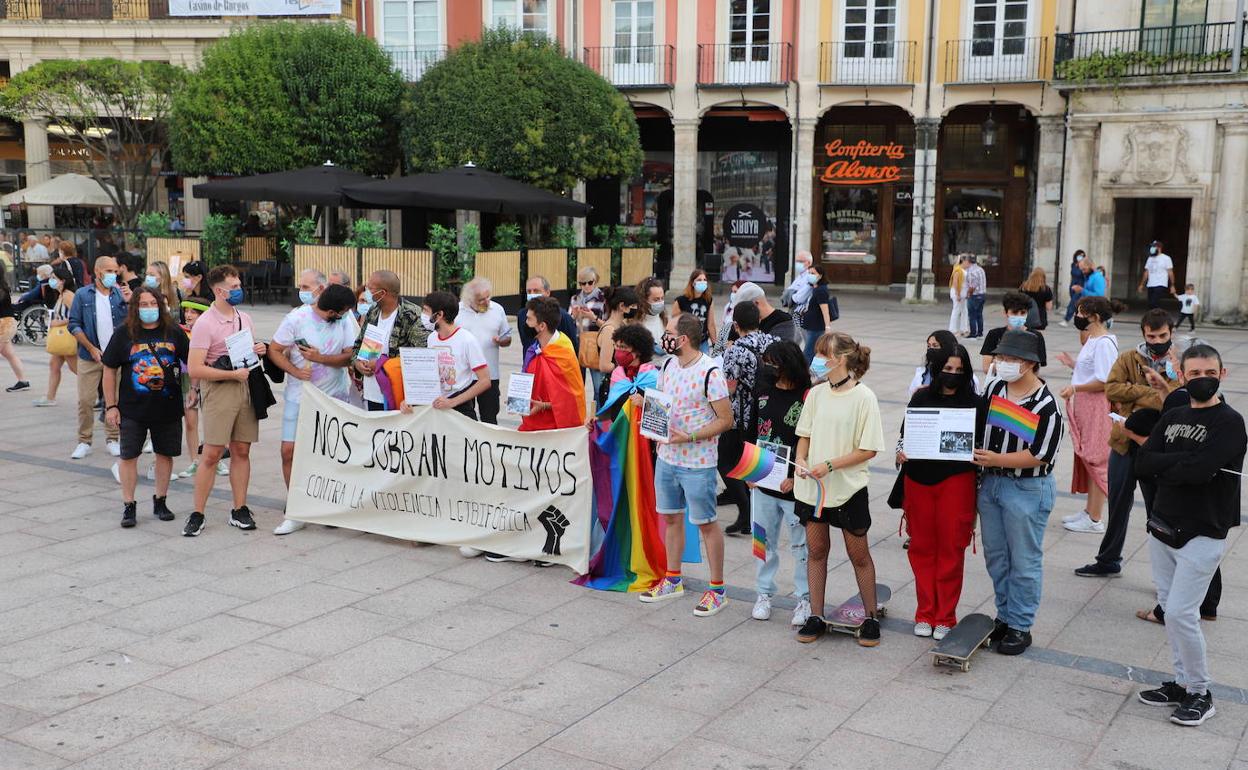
xmin=1 ymin=290 xmax=1247 ymax=769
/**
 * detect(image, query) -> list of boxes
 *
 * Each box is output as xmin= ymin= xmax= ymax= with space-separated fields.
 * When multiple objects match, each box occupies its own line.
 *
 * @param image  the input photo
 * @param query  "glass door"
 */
xmin=969 ymin=0 xmax=1031 ymax=80
xmin=728 ymin=0 xmax=773 ymax=83
xmin=840 ymin=0 xmax=899 ymax=83
xmin=612 ymin=1 xmax=656 ymax=85
xmin=381 ymin=0 xmax=440 ymax=80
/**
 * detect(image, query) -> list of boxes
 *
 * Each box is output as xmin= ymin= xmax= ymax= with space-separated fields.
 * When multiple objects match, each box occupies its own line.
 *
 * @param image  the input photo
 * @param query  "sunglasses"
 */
xmin=578 ymin=280 xmax=596 ymax=286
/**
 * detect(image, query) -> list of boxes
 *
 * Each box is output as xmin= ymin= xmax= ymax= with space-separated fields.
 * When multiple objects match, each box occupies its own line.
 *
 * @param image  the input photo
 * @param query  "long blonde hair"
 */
xmin=149 ymin=260 xmax=178 ymax=312
xmin=1020 ymin=267 xmax=1048 ymax=293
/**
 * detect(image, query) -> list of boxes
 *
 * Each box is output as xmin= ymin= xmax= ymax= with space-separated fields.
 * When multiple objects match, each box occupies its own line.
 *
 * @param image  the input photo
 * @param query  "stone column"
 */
xmin=1209 ymin=120 xmax=1248 ymax=321
xmin=1033 ymin=115 xmax=1065 ymax=296
xmin=1062 ymin=123 xmax=1097 ymax=286
xmin=671 ymin=117 xmax=699 ymax=285
xmin=22 ymin=119 xmax=53 ymax=230
xmin=791 ymin=117 xmax=818 ymax=273
xmin=572 ymin=180 xmax=587 ymax=247
xmin=905 ymin=117 xmax=939 ymax=303
xmin=182 ymin=176 xmax=209 ymax=232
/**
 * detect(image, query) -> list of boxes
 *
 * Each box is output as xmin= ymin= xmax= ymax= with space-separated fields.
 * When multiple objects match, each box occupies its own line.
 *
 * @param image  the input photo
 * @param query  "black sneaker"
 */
xmin=723 ymin=522 xmax=748 ymax=537
xmin=1171 ymin=692 xmax=1215 ymax=726
xmin=1138 ymin=681 xmax=1187 ymax=707
xmin=152 ymin=495 xmax=175 ymax=522
xmin=996 ymin=628 xmax=1032 ymax=655
xmin=1074 ymin=562 xmax=1122 ymax=578
xmin=5 ymin=381 xmax=30 ymax=392
xmin=857 ymin=617 xmax=881 ymax=648
xmin=229 ymin=506 xmax=256 ymax=530
xmin=120 ymin=501 xmax=137 ymax=528
xmin=796 ymin=615 xmax=827 ymax=643
xmin=989 ymin=618 xmax=1009 ymax=642
xmin=183 ymin=511 xmax=205 ymax=537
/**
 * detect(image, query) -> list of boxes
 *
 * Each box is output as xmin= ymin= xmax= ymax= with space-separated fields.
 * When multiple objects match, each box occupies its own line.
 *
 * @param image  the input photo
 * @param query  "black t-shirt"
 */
xmin=1022 ymin=288 xmax=1053 ymax=329
xmin=676 ymin=295 xmax=712 ymax=337
xmin=981 ymin=326 xmax=1047 ymax=368
xmin=101 ymin=324 xmax=190 ymax=422
xmin=759 ymin=309 xmax=793 ymax=336
xmin=754 ymin=386 xmax=805 ymax=501
xmin=800 ymin=285 xmax=831 ymax=331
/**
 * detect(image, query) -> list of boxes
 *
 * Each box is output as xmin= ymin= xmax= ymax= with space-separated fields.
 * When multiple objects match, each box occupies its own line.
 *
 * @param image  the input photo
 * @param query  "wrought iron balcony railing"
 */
xmin=819 ymin=40 xmax=918 ymax=85
xmin=582 ymin=45 xmax=674 ymax=88
xmin=385 ymin=46 xmax=447 ymax=82
xmin=697 ymin=42 xmax=792 ymax=86
xmin=944 ymin=36 xmax=1048 ymax=83
xmin=1054 ymin=22 xmax=1247 ymax=81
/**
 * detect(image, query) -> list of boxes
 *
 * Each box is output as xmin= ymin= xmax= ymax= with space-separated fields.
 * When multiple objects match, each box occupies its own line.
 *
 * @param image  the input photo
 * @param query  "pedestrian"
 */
xmin=1074 ymin=308 xmax=1179 ymax=576
xmin=748 ymin=339 xmax=812 ymax=628
xmin=798 ymin=264 xmax=834 ymax=363
xmin=176 ymin=299 xmax=216 ymax=480
xmin=1060 ymin=249 xmax=1087 ymax=326
xmin=598 ymin=322 xmax=656 ymax=421
xmin=1135 ymin=343 xmax=1244 ymax=726
xmin=351 ymin=270 xmax=427 ymax=412
xmin=908 ymin=329 xmax=983 ymax=397
xmin=33 ymin=265 xmax=79 ymax=406
xmin=1173 ymin=283 xmax=1200 ymax=331
xmin=593 ymin=287 xmax=640 ymax=403
xmin=144 ymin=260 xmax=179 ymax=314
xmin=67 ymin=256 xmax=128 ymax=457
xmin=671 ymin=269 xmax=716 ymax=352
xmin=980 ymin=291 xmax=1047 ymax=374
xmin=184 ymin=265 xmax=269 ymax=537
xmin=518 ymin=275 xmax=578 ymax=353
xmin=570 ymin=267 xmax=606 ymax=394
xmin=0 ymin=271 xmax=30 ymax=393
xmin=898 ymin=343 xmax=979 ymax=640
xmin=408 ymin=290 xmax=491 ymax=419
xmin=1139 ymin=239 xmax=1175 ymax=310
xmin=636 ymin=276 xmax=668 ymax=362
xmin=711 ymin=280 xmax=746 ymax=358
xmin=50 ymin=240 xmax=89 ymax=289
xmin=180 ymin=261 xmax=213 ymax=309
xmin=965 ymin=255 xmax=987 ymax=338
xmin=638 ymin=313 xmax=734 ymax=616
xmin=457 ymin=277 xmax=512 ymax=425
xmin=974 ymin=329 xmax=1064 ymax=655
xmin=101 ymin=286 xmax=188 ymax=528
xmin=780 ymin=251 xmax=814 ymax=312
xmin=519 ymin=296 xmax=586 ymax=432
xmin=734 ymin=281 xmax=798 ymax=343
xmin=948 ymin=255 xmax=969 ymax=337
xmin=117 ymin=252 xmax=143 ymax=293
xmin=1081 ymin=258 xmax=1106 ymax=297
xmin=295 ymin=268 xmax=327 ymax=308
xmin=1019 ymin=267 xmax=1054 ymax=330
xmin=268 ymin=283 xmax=359 ymax=535
xmin=721 ymin=300 xmax=779 ymax=536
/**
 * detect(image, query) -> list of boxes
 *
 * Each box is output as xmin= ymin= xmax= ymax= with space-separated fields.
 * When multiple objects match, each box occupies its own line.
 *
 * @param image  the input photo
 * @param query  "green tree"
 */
xmin=170 ymin=22 xmax=405 ymax=177
xmin=403 ymin=26 xmax=642 ymax=193
xmin=0 ymin=59 xmax=187 ymax=230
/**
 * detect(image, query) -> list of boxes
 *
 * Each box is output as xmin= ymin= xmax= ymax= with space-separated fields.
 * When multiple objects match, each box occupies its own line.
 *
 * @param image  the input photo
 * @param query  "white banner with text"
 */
xmin=168 ymin=0 xmax=340 ymax=16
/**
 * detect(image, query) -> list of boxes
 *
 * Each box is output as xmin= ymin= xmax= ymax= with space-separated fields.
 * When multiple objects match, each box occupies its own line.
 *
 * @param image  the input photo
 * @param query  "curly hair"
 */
xmin=612 ymin=323 xmax=655 ymax=364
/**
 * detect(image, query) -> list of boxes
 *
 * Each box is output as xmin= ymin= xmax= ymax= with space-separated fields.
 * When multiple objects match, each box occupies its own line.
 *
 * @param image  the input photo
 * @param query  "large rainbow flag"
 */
xmin=520 ymin=331 xmax=586 ymax=431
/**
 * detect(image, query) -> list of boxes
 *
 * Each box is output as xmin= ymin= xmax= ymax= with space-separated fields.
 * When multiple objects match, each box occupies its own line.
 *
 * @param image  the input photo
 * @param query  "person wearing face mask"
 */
xmin=267 ymin=284 xmax=359 ymax=536
xmin=294 ymin=268 xmax=328 ymax=308
xmin=1060 ymin=250 xmax=1088 ymax=326
xmin=710 ymin=280 xmax=746 ymax=358
xmin=67 ymin=255 xmax=129 ymax=459
xmin=145 ymin=260 xmax=178 ymax=314
xmin=720 ymin=301 xmax=780 ymax=535
xmin=403 ymin=290 xmax=490 ymax=420
xmin=672 ymin=269 xmax=717 ymax=352
xmin=180 ymin=261 xmax=213 ymax=313
xmin=594 ymin=287 xmax=640 ymax=401
xmin=973 ymin=330 xmax=1064 ymax=656
xmin=980 ymin=291 xmax=1047 ymax=374
xmin=1133 ymin=344 xmax=1245 ymax=727
xmin=518 ymin=296 xmax=586 ymax=432
xmin=798 ymin=265 xmax=834 ymax=364
xmin=457 ymin=277 xmax=512 ymax=425
xmin=781 ymin=250 xmax=814 ymax=312
xmin=896 ymin=343 xmax=979 ymax=641
xmin=636 ymin=276 xmax=669 ymax=361
xmin=351 ymin=270 xmax=428 ymax=412
xmin=33 ymin=265 xmax=79 ymax=407
xmin=101 ymin=286 xmax=189 ymax=529
xmin=908 ymin=330 xmax=984 ymax=397
xmin=1138 ymin=239 xmax=1175 ymax=310
xmin=516 ymin=275 xmax=578 ymax=354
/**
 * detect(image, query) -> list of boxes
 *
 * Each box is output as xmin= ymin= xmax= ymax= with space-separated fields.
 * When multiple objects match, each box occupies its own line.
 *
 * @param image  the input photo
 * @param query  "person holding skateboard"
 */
xmin=793 ymin=332 xmax=887 ymax=646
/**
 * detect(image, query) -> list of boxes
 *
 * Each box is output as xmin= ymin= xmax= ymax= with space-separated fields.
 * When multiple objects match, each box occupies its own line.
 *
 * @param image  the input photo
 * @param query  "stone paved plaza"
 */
xmin=2 ymin=291 xmax=1248 ymax=769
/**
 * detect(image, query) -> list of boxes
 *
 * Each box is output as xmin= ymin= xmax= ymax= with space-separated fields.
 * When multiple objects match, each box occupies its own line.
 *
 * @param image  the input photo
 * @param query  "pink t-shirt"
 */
xmin=189 ymin=304 xmax=254 ymax=364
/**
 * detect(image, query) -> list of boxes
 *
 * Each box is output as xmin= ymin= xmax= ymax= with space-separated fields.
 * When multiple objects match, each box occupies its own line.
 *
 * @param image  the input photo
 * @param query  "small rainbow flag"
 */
xmin=727 ymin=442 xmax=777 ymax=484
xmin=987 ymin=395 xmax=1040 ymax=443
xmin=752 ymin=523 xmax=766 ymax=561
xmin=358 ymin=336 xmax=384 ymax=362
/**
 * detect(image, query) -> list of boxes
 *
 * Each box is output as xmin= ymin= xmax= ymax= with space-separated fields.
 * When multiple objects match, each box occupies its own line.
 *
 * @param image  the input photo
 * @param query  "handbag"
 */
xmin=1146 ymin=515 xmax=1196 ymax=550
xmin=827 ymin=294 xmax=840 ymax=322
xmin=46 ymin=325 xmax=77 ymax=357
xmin=887 ymin=468 xmax=905 ymax=510
xmin=578 ymin=327 xmax=600 ymax=369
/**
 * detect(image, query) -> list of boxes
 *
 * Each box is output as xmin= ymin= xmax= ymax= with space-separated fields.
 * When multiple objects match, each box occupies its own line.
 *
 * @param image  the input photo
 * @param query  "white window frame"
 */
xmin=838 ymin=0 xmax=902 ymax=83
xmin=963 ymin=0 xmax=1036 ymax=80
xmin=611 ymin=0 xmax=659 ymax=85
xmin=719 ymin=0 xmax=780 ymax=84
xmin=378 ymin=0 xmax=445 ymax=80
xmin=489 ymin=0 xmax=557 ymax=38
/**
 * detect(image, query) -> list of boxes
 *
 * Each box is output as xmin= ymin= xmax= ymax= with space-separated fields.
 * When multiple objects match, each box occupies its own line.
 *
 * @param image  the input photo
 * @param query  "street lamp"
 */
xmin=981 ymin=109 xmax=998 ymax=148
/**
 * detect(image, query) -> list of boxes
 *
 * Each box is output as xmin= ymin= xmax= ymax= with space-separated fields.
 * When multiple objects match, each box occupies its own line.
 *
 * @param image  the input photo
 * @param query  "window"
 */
xmin=971 ymin=0 xmax=1028 ymax=57
xmin=492 ymin=0 xmax=550 ymax=35
xmin=1140 ymin=0 xmax=1208 ymax=56
xmin=729 ymin=0 xmax=771 ymax=63
xmin=380 ymin=0 xmax=441 ymax=79
xmin=1141 ymin=0 xmax=1207 ymax=28
xmin=613 ymin=1 xmax=655 ymax=65
xmin=844 ymin=0 xmax=896 ymax=60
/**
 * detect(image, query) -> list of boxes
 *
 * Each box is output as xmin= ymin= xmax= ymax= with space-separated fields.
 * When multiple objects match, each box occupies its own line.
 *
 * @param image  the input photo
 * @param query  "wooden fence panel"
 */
xmin=527 ymin=248 xmax=569 ymax=292
xmin=575 ymin=248 xmax=612 ymax=287
xmin=145 ymin=238 xmax=199 ymax=277
xmin=620 ymin=247 xmax=655 ymax=287
xmin=362 ymin=247 xmax=434 ymax=298
xmin=294 ymin=245 xmax=356 ymax=286
xmin=240 ymin=237 xmax=274 ymax=263
xmin=473 ymin=250 xmax=522 ymax=297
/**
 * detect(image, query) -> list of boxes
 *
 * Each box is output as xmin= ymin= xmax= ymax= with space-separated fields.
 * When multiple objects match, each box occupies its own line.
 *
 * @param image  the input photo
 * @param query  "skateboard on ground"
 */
xmin=929 ymin=613 xmax=996 ymax=672
xmin=826 ymin=583 xmax=891 ymax=638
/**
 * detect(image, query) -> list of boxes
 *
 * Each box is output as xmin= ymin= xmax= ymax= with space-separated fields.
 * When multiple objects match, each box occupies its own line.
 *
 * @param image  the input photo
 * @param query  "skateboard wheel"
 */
xmin=961 ymin=662 xmax=970 ymax=672
xmin=931 ymin=656 xmax=939 ymax=667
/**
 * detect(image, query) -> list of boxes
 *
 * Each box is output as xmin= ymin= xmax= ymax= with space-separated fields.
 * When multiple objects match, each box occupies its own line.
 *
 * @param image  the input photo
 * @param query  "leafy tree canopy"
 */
xmin=404 ymin=26 xmax=643 ymax=193
xmin=170 ymin=22 xmax=405 ymax=177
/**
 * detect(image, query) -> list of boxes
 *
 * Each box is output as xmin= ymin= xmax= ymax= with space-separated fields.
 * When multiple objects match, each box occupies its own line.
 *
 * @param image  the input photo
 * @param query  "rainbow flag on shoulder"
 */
xmin=987 ymin=395 xmax=1040 ymax=443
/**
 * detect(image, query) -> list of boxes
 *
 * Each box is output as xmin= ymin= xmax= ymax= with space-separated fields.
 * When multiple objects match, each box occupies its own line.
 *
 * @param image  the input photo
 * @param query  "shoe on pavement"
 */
xmin=152 ymin=496 xmax=175 ymax=522
xmin=1061 ymin=509 xmax=1088 ymax=524
xmin=229 ymin=506 xmax=257 ymax=531
xmin=70 ymin=442 xmax=92 ymax=460
xmin=121 ymin=501 xmax=137 ymax=528
xmin=1139 ymin=681 xmax=1187 ymax=707
xmin=1075 ymin=562 xmax=1122 ymax=578
xmin=796 ymin=615 xmax=827 ymax=643
xmin=273 ymin=518 xmax=305 ymax=535
xmin=933 ymin=625 xmax=952 ymax=641
xmin=1059 ymin=320 xmax=1069 ymax=327
xmin=142 ymin=437 xmax=153 ymax=454
xmin=638 ymin=578 xmax=684 ymax=604
xmin=791 ymin=598 xmax=812 ymax=627
xmin=183 ymin=511 xmax=205 ymax=537
xmin=858 ymin=617 xmax=881 ymax=647
xmin=31 ymin=397 xmax=55 ymax=407
xmin=914 ymin=621 xmax=933 ymax=637
xmin=459 ymin=547 xmax=483 ymax=558
xmin=533 ymin=560 xmax=555 ymax=568
xmin=216 ymin=460 xmax=230 ymax=476
xmin=1063 ymin=511 xmax=1105 ymax=534
xmin=1171 ymin=692 xmax=1216 ymax=726
xmin=693 ymin=590 xmax=726 ymax=617
xmin=110 ymin=462 xmax=121 ymax=484
xmin=989 ymin=618 xmax=1009 ymax=643
xmin=178 ymin=461 xmax=199 ymax=479
xmin=106 ymin=440 xmax=121 ymax=457
xmin=5 ymin=381 xmax=30 ymax=392
xmin=483 ymin=552 xmax=527 ymax=563
xmin=752 ymin=594 xmax=772 ymax=621
xmin=997 ymin=628 xmax=1032 ymax=655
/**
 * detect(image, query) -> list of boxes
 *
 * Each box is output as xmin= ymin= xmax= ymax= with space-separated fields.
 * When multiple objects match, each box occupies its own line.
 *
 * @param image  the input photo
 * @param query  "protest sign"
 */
xmin=903 ymin=407 xmax=977 ymax=462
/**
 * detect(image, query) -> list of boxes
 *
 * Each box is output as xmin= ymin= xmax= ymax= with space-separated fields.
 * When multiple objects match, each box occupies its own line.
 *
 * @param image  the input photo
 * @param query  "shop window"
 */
xmin=822 ymin=187 xmax=879 ymax=265
xmin=619 ymin=151 xmax=672 ymax=232
xmin=941 ymin=123 xmax=1005 ymax=173
xmin=701 ymin=150 xmax=780 ymax=284
xmin=943 ymin=187 xmax=1003 ymax=268
xmin=971 ymin=0 xmax=1028 ymax=57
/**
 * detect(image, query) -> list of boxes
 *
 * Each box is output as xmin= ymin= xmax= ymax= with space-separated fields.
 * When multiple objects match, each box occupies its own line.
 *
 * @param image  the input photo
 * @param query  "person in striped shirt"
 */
xmin=973 ymin=329 xmax=1065 ymax=656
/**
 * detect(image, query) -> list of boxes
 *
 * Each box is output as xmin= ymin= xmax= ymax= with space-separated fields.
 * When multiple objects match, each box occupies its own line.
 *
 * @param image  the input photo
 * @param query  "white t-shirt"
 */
xmin=427 ymin=327 xmax=488 ymax=396
xmin=273 ymin=305 xmax=360 ymax=403
xmin=362 ymin=308 xmax=398 ymax=403
xmin=656 ymin=354 xmax=729 ymax=469
xmin=456 ymin=301 xmax=511 ymax=379
xmin=94 ymin=289 xmax=114 ymax=352
xmin=1176 ymin=293 xmax=1200 ymax=313
xmin=1144 ymin=253 xmax=1173 ymax=287
xmin=1072 ymin=334 xmax=1118 ymax=387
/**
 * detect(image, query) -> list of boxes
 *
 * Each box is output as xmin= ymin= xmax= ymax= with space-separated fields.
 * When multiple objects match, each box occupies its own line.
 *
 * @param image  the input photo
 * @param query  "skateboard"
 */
xmin=929 ymin=613 xmax=996 ymax=672
xmin=826 ymin=584 xmax=891 ymax=638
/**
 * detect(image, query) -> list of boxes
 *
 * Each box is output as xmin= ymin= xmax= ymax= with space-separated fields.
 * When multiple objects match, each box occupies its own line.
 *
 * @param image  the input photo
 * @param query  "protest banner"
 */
xmin=287 ymin=386 xmax=592 ymax=573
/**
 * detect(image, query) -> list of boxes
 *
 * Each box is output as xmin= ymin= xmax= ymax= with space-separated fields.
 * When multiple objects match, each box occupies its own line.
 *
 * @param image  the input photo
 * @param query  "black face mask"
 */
xmin=925 ymin=349 xmax=943 ymax=367
xmin=623 ymin=308 xmax=638 ymax=320
xmin=1073 ymin=316 xmax=1091 ymax=331
xmin=937 ymin=371 xmax=965 ymax=391
xmin=1186 ymin=376 xmax=1220 ymax=403
xmin=1146 ymin=339 xmax=1172 ymax=357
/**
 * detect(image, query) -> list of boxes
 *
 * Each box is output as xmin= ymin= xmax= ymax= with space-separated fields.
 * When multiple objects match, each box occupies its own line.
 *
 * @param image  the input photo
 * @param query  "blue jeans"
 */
xmin=967 ymin=294 xmax=986 ymax=337
xmin=655 ymin=459 xmax=718 ymax=524
xmin=802 ymin=328 xmax=822 ymax=364
xmin=1064 ymin=287 xmax=1081 ymax=321
xmin=977 ymin=473 xmax=1056 ymax=631
xmin=751 ymin=489 xmax=808 ymax=600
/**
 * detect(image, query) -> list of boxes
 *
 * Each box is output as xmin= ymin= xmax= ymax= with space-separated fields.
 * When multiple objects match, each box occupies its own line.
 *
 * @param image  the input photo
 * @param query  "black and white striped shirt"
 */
xmin=978 ymin=378 xmax=1064 ymax=478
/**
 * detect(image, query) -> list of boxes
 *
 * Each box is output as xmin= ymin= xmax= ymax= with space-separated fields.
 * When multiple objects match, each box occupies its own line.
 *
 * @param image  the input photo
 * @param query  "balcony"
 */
xmin=944 ymin=37 xmax=1048 ymax=83
xmin=1055 ymin=22 xmax=1247 ymax=83
xmin=697 ymin=42 xmax=792 ymax=87
xmin=819 ymin=40 xmax=918 ymax=85
xmin=385 ymin=46 xmax=447 ymax=82
xmin=583 ymin=45 xmax=674 ymax=89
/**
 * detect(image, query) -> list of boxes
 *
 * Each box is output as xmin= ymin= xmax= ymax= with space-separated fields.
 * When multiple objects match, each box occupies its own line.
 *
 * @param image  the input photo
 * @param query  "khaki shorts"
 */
xmin=200 ymin=378 xmax=259 ymax=446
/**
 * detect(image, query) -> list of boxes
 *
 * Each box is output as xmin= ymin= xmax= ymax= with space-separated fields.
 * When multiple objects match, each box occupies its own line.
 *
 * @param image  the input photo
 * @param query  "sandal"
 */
xmin=1135 ymin=608 xmax=1163 ymax=625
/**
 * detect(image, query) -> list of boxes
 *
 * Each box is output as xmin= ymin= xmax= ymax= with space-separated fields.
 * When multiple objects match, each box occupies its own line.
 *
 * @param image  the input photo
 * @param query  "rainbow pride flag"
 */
xmin=726 ymin=442 xmax=777 ymax=484
xmin=987 ymin=395 xmax=1040 ymax=444
xmin=520 ymin=331 xmax=586 ymax=431
xmin=752 ymin=523 xmax=766 ymax=561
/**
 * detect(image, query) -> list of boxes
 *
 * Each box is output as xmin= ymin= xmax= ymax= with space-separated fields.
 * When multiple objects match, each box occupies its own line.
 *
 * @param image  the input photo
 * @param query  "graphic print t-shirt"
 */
xmin=102 ymin=325 xmax=190 ymax=422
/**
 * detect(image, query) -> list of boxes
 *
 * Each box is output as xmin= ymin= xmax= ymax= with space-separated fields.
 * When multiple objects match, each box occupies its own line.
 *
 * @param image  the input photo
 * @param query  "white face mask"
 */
xmin=420 ymin=312 xmax=436 ymax=332
xmin=995 ymin=361 xmax=1024 ymax=383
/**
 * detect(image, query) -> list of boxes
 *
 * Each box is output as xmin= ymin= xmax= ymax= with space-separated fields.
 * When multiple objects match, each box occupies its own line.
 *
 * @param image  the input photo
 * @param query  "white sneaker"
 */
xmin=459 ymin=547 xmax=483 ymax=558
xmin=70 ymin=442 xmax=91 ymax=460
xmin=273 ymin=519 xmax=305 ymax=535
xmin=110 ymin=462 xmax=121 ymax=484
xmin=752 ymin=594 xmax=772 ymax=621
xmin=216 ymin=460 xmax=230 ymax=476
xmin=933 ymin=625 xmax=952 ymax=641
xmin=106 ymin=441 xmax=121 ymax=457
xmin=914 ymin=621 xmax=933 ymax=637
xmin=791 ymin=598 xmax=811 ymax=627
xmin=31 ymin=397 xmax=55 ymax=407
xmin=1061 ymin=510 xmax=1088 ymax=524
xmin=178 ymin=461 xmax=198 ymax=479
xmin=1059 ymin=320 xmax=1069 ymax=327
xmin=1063 ymin=511 xmax=1106 ymax=534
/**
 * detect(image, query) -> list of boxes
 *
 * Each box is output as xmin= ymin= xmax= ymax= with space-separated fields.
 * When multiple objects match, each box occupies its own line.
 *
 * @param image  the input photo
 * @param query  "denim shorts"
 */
xmin=654 ymin=459 xmax=719 ymax=525
xmin=281 ymin=398 xmax=300 ymax=443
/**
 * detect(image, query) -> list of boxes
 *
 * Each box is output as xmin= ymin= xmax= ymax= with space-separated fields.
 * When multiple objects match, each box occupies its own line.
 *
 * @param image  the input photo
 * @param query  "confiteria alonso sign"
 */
xmin=820 ymin=140 xmax=908 ymax=185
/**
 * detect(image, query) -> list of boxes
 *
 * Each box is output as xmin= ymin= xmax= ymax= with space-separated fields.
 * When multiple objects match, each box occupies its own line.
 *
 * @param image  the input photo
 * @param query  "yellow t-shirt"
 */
xmin=795 ymin=381 xmax=887 ymax=508
xmin=950 ymin=264 xmax=966 ymax=293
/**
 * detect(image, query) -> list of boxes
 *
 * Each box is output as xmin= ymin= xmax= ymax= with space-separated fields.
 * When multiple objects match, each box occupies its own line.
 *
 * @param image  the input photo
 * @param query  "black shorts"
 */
xmin=119 ymin=417 xmax=182 ymax=460
xmin=795 ymin=487 xmax=871 ymax=533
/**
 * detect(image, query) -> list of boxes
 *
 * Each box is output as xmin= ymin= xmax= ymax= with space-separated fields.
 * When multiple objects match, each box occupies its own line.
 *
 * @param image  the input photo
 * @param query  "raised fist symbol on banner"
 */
xmin=538 ymin=506 xmax=570 ymax=556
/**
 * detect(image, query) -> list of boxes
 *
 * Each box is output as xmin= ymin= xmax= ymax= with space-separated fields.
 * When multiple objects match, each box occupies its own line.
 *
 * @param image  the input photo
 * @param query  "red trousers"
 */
xmin=904 ymin=472 xmax=977 ymax=627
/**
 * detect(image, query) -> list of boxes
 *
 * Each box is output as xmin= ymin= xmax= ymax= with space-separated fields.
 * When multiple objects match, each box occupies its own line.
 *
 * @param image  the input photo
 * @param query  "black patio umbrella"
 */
xmin=342 ymin=163 xmax=590 ymax=217
xmin=191 ymin=162 xmax=375 ymax=207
